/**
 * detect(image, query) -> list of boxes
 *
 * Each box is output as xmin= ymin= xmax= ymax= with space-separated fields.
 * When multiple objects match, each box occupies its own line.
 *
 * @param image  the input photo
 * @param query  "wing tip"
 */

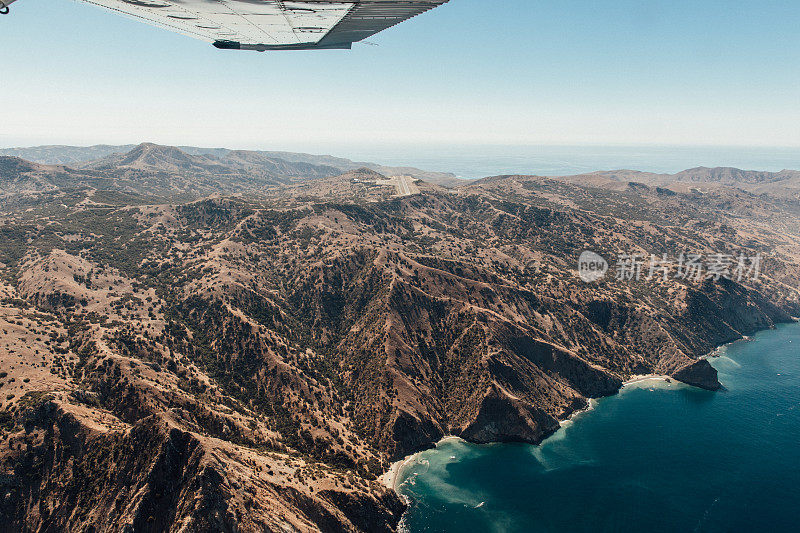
xmin=213 ymin=40 xmax=241 ymax=50
xmin=213 ymin=39 xmax=352 ymax=52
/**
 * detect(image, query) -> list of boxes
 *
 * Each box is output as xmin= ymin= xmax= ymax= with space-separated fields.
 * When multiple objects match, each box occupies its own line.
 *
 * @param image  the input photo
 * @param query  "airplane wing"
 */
xmin=57 ymin=0 xmax=449 ymax=51
xmin=0 ymin=0 xmax=18 ymax=14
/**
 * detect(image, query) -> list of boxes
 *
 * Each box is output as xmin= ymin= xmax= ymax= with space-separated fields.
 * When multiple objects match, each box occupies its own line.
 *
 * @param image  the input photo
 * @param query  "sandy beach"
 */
xmin=381 ymin=455 xmax=417 ymax=491
xmin=381 ymin=436 xmax=462 ymax=491
xmin=623 ymin=374 xmax=674 ymax=387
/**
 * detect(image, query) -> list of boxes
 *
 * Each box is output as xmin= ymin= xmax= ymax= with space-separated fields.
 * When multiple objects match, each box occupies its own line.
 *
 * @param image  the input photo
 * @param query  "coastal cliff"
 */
xmin=673 ymin=359 xmax=721 ymax=391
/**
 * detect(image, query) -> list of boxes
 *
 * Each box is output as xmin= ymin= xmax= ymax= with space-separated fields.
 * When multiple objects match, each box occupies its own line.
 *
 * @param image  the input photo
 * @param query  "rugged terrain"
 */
xmin=0 ymin=144 xmax=798 ymax=532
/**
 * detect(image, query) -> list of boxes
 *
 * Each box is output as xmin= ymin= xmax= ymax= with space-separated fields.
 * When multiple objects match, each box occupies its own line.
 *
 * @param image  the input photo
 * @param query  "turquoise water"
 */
xmin=396 ymin=322 xmax=800 ymax=533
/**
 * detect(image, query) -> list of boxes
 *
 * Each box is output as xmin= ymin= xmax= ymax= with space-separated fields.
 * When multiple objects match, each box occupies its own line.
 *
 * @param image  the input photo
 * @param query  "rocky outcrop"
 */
xmin=389 ymin=411 xmax=444 ymax=459
xmin=672 ymin=360 xmax=722 ymax=391
xmin=458 ymin=388 xmax=561 ymax=444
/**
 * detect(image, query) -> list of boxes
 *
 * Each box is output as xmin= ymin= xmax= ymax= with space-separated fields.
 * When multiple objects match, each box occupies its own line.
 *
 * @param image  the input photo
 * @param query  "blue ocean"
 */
xmin=396 ymin=322 xmax=800 ymax=532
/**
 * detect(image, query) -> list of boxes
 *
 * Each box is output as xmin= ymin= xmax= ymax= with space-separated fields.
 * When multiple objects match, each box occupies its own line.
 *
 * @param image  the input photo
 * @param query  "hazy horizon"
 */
xmin=5 ymin=141 xmax=800 ymax=179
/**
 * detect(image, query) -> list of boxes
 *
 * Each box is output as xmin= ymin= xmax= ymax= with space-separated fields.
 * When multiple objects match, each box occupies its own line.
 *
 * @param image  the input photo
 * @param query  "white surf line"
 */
xmin=381 ymin=435 xmax=462 ymax=491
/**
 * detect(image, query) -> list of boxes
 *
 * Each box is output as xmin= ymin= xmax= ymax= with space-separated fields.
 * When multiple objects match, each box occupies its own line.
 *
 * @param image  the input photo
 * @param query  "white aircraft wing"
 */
xmin=61 ymin=0 xmax=449 ymax=51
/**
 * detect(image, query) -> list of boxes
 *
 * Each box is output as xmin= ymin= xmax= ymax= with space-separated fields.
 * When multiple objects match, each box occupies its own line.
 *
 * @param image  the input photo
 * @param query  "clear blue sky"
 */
xmin=3 ymin=0 xmax=800 ymax=151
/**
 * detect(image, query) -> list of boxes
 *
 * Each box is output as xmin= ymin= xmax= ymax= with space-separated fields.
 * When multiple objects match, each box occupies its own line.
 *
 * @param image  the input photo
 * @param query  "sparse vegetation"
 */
xmin=0 ymin=145 xmax=798 ymax=532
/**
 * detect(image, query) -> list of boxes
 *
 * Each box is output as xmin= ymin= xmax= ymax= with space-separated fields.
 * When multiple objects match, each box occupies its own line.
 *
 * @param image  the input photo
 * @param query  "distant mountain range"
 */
xmin=0 ymin=143 xmax=460 ymax=187
xmin=5 ymin=143 xmax=800 ymax=201
xmin=0 ymin=143 xmax=459 ymax=200
xmin=556 ymin=167 xmax=800 ymax=196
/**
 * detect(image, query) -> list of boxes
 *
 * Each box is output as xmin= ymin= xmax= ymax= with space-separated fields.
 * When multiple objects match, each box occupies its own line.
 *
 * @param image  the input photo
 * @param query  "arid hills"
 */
xmin=558 ymin=166 xmax=800 ymax=197
xmin=0 ymin=144 xmax=798 ymax=532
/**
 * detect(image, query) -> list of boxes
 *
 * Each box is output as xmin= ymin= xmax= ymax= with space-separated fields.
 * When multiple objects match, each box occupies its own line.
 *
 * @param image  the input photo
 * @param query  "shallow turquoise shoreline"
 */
xmin=394 ymin=322 xmax=800 ymax=533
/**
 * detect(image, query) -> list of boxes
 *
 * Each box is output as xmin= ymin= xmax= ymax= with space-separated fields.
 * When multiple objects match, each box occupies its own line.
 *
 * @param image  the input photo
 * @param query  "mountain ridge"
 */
xmin=557 ymin=166 xmax=800 ymax=196
xmin=0 ymin=143 xmax=460 ymax=187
